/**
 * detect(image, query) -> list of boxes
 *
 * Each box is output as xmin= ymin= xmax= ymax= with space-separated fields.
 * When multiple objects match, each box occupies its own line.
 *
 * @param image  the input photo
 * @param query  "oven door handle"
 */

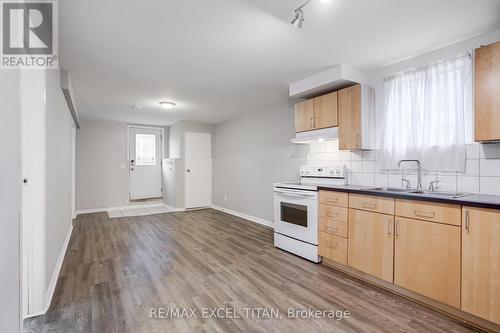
xmin=274 ymin=189 xmax=317 ymax=198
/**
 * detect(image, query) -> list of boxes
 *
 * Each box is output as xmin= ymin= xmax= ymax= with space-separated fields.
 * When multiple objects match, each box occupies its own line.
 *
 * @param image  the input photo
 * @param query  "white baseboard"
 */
xmin=44 ymin=223 xmax=73 ymax=314
xmin=25 ymin=223 xmax=73 ymax=319
xmin=76 ymin=202 xmax=165 ymax=215
xmin=211 ymin=205 xmax=274 ymax=229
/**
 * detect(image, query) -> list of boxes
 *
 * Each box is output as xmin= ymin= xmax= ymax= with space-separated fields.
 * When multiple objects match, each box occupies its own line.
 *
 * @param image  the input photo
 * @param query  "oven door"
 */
xmin=273 ymin=188 xmax=318 ymax=245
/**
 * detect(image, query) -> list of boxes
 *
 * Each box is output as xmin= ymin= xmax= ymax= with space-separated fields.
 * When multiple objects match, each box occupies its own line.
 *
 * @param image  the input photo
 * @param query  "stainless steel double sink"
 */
xmin=367 ymin=187 xmax=471 ymax=199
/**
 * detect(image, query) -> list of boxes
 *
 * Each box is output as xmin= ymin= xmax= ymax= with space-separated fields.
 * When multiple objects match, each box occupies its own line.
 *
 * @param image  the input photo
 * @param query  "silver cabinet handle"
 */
xmin=325 ymin=241 xmax=338 ymax=249
xmin=387 ymin=219 xmax=392 ymax=235
xmin=361 ymin=202 xmax=377 ymax=209
xmin=414 ymin=210 xmax=436 ymax=219
xmin=356 ymin=134 xmax=360 ymax=147
xmin=395 ymin=220 xmax=400 ymax=237
xmin=326 ymin=226 xmax=338 ymax=233
xmin=465 ymin=209 xmax=470 ymax=232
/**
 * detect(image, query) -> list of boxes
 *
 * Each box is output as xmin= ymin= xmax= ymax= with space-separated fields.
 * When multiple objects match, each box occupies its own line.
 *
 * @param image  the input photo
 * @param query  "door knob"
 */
xmin=186 ymin=169 xmax=191 ymax=173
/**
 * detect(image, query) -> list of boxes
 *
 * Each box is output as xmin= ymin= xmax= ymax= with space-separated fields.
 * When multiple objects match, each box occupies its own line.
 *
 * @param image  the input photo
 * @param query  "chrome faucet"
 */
xmin=397 ymin=160 xmax=423 ymax=193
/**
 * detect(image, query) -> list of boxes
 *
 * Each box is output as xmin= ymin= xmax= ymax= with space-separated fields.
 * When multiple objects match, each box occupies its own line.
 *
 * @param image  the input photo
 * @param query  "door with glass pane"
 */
xmin=128 ymin=126 xmax=163 ymax=200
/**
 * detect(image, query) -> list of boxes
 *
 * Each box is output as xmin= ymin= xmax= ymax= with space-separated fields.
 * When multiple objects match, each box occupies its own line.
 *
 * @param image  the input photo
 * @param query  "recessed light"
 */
xmin=320 ymin=0 xmax=331 ymax=3
xmin=159 ymin=101 xmax=176 ymax=110
xmin=132 ymin=104 xmax=144 ymax=110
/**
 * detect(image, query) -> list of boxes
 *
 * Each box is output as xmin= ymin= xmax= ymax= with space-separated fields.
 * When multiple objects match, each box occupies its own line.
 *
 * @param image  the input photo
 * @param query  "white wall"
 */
xmin=76 ymin=119 xmax=168 ymax=211
xmin=45 ymin=70 xmax=74 ymax=291
xmin=0 ymin=71 xmax=21 ymax=332
xmin=212 ymin=106 xmax=308 ymax=222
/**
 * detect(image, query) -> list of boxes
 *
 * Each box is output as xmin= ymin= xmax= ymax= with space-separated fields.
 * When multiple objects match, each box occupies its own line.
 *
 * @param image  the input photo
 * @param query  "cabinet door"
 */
xmin=394 ymin=217 xmax=461 ymax=308
xmin=294 ymin=99 xmax=314 ymax=133
xmin=338 ymin=84 xmax=361 ymax=150
xmin=462 ymin=207 xmax=500 ymax=325
xmin=348 ymin=209 xmax=394 ymax=282
xmin=313 ymin=91 xmax=338 ymax=129
xmin=475 ymin=41 xmax=500 ymax=141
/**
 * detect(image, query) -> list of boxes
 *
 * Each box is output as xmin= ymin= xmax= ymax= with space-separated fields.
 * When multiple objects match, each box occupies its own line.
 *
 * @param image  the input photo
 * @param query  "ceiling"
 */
xmin=60 ymin=0 xmax=500 ymax=126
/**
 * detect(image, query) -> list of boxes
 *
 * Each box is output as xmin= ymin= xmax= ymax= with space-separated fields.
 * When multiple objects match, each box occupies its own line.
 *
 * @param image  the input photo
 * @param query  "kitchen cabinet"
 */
xmin=395 ymin=199 xmax=461 ymax=226
xmin=319 ymin=190 xmax=348 ymax=207
xmin=338 ymin=84 xmax=375 ymax=150
xmin=294 ymin=99 xmax=314 ymax=132
xmin=462 ymin=207 xmax=500 ymax=325
xmin=313 ymin=91 xmax=338 ymax=129
xmin=319 ymin=189 xmax=500 ymax=329
xmin=294 ymin=92 xmax=338 ymax=133
xmin=394 ymin=217 xmax=461 ymax=308
xmin=349 ymin=193 xmax=395 ymax=215
xmin=475 ymin=41 xmax=500 ymax=142
xmin=348 ymin=209 xmax=394 ymax=282
xmin=319 ymin=231 xmax=348 ymax=265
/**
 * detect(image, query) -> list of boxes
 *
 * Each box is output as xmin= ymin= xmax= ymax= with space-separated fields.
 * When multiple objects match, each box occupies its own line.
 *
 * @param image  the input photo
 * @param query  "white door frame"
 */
xmin=126 ymin=125 xmax=165 ymax=201
xmin=20 ymin=69 xmax=47 ymax=318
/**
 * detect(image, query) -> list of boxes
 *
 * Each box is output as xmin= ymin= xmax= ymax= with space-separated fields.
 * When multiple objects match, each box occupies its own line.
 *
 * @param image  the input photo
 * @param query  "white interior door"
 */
xmin=129 ymin=126 xmax=163 ymax=200
xmin=21 ymin=69 xmax=46 ymax=317
xmin=185 ymin=132 xmax=212 ymax=208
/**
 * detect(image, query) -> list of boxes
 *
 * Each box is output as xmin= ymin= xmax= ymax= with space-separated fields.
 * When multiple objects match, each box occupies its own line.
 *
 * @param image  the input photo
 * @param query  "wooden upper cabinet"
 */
xmin=394 ymin=217 xmax=461 ymax=308
xmin=294 ymin=99 xmax=314 ymax=132
xmin=338 ymin=85 xmax=362 ymax=150
xmin=313 ymin=91 xmax=338 ymax=129
xmin=462 ymin=207 xmax=500 ymax=325
xmin=475 ymin=41 xmax=500 ymax=141
xmin=294 ymin=92 xmax=338 ymax=133
xmin=348 ymin=209 xmax=394 ymax=282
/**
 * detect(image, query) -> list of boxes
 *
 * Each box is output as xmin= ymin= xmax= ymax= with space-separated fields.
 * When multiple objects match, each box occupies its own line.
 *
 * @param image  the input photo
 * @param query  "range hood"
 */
xmin=291 ymin=127 xmax=338 ymax=144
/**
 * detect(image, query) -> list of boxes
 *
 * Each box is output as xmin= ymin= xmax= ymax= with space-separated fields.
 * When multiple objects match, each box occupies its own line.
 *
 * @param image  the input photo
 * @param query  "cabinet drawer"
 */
xmin=319 ymin=232 xmax=348 ymax=265
xmin=349 ymin=194 xmax=394 ymax=215
xmin=395 ymin=199 xmax=461 ymax=226
xmin=319 ymin=204 xmax=348 ymax=222
xmin=319 ymin=191 xmax=348 ymax=207
xmin=319 ymin=218 xmax=348 ymax=238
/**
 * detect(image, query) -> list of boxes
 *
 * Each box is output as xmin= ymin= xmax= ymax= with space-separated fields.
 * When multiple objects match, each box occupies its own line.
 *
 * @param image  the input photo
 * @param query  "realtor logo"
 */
xmin=1 ymin=0 xmax=58 ymax=68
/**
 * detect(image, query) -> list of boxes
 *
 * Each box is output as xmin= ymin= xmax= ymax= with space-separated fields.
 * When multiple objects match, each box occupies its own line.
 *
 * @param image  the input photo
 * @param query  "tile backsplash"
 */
xmin=306 ymin=139 xmax=500 ymax=196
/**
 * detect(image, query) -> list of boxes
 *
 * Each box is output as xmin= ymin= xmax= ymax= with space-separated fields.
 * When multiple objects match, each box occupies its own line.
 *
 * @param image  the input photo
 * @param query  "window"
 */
xmin=136 ymin=134 xmax=156 ymax=165
xmin=380 ymin=53 xmax=472 ymax=172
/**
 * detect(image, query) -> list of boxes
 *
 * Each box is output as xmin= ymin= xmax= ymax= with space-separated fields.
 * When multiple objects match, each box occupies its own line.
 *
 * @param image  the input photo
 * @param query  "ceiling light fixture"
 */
xmin=291 ymin=0 xmax=329 ymax=29
xmin=159 ymin=101 xmax=176 ymax=110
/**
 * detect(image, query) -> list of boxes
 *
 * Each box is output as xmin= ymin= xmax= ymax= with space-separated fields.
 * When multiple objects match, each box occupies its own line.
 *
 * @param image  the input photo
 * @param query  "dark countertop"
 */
xmin=317 ymin=184 xmax=500 ymax=210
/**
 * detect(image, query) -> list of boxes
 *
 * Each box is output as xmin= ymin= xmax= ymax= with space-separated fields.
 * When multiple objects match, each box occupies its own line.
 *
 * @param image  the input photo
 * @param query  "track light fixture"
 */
xmin=290 ymin=0 xmax=311 ymax=28
xmin=291 ymin=0 xmax=330 ymax=29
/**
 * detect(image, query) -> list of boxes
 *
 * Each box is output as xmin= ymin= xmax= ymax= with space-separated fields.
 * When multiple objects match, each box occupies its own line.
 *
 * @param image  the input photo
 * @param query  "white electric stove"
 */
xmin=273 ymin=165 xmax=346 ymax=263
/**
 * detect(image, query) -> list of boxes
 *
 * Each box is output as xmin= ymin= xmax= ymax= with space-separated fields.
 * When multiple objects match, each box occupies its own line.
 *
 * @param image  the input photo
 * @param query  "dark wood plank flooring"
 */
xmin=24 ymin=209 xmax=480 ymax=332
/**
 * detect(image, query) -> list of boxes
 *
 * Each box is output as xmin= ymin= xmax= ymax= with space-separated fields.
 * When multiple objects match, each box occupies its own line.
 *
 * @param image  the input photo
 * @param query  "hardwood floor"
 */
xmin=24 ymin=209 xmax=479 ymax=333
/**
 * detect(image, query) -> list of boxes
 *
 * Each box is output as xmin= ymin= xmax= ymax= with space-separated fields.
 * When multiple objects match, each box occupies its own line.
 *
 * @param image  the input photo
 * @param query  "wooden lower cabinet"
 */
xmin=348 ymin=209 xmax=394 ymax=282
xmin=462 ymin=207 xmax=500 ymax=325
xmin=319 ymin=231 xmax=347 ymax=265
xmin=394 ymin=217 xmax=461 ymax=308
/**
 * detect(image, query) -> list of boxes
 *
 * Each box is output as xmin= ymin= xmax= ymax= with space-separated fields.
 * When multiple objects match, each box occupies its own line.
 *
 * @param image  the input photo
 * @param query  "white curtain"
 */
xmin=380 ymin=53 xmax=472 ymax=172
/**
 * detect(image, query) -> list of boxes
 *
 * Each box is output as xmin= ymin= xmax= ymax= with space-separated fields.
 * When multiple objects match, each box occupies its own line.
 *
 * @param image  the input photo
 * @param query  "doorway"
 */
xmin=128 ymin=126 xmax=164 ymax=201
xmin=184 ymin=132 xmax=212 ymax=208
